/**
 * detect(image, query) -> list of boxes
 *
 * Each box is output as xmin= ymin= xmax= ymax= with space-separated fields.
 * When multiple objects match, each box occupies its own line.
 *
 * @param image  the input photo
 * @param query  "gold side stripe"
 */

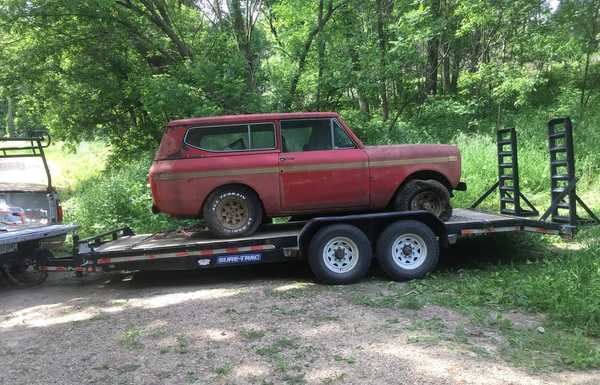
xmin=369 ymin=156 xmax=457 ymax=167
xmin=155 ymin=156 xmax=457 ymax=181
xmin=155 ymin=167 xmax=277 ymax=180
xmin=282 ymin=161 xmax=367 ymax=172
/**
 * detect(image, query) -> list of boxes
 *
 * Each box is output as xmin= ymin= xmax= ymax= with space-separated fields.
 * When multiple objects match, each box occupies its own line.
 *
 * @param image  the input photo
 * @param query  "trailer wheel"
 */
xmin=203 ymin=186 xmax=263 ymax=238
xmin=394 ymin=179 xmax=452 ymax=221
xmin=1 ymin=249 xmax=50 ymax=287
xmin=308 ymin=224 xmax=372 ymax=285
xmin=376 ymin=220 xmax=439 ymax=281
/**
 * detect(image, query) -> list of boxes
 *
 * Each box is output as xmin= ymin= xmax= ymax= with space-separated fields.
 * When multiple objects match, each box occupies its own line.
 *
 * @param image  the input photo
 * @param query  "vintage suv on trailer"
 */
xmin=149 ymin=112 xmax=464 ymax=237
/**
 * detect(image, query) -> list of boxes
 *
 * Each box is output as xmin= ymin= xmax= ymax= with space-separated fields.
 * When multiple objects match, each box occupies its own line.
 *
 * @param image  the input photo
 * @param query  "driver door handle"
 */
xmin=279 ymin=156 xmax=295 ymax=161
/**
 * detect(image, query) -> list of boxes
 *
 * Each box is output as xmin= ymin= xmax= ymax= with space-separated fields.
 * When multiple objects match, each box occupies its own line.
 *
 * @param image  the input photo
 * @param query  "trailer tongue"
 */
xmin=5 ymin=118 xmax=599 ymax=286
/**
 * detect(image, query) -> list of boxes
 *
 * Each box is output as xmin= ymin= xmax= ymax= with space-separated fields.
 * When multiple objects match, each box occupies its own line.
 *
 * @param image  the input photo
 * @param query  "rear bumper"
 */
xmin=454 ymin=182 xmax=467 ymax=191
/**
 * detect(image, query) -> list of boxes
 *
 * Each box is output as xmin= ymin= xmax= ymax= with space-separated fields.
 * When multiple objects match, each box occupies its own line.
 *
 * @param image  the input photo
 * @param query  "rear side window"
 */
xmin=185 ymin=123 xmax=276 ymax=152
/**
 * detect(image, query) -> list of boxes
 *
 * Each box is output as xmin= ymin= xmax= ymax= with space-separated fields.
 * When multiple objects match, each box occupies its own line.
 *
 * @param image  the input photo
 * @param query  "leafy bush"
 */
xmin=63 ymin=153 xmax=190 ymax=237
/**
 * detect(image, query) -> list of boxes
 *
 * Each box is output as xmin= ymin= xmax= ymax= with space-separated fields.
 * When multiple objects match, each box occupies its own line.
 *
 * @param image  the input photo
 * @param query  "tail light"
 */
xmin=57 ymin=202 xmax=63 ymax=223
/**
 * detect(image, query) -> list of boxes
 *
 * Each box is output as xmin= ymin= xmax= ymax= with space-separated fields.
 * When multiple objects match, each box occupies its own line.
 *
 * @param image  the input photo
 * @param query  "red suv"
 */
xmin=149 ymin=112 xmax=464 ymax=237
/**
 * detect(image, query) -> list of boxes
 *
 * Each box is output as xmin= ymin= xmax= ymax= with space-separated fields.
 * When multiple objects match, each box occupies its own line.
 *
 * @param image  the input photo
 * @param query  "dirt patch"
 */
xmin=1 ymin=267 xmax=599 ymax=385
xmin=502 ymin=310 xmax=545 ymax=330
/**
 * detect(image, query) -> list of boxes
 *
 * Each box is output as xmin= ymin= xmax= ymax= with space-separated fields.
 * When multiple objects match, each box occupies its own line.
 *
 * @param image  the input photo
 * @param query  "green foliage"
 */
xmin=1 ymin=0 xmax=599 ymax=158
xmin=411 ymin=226 xmax=600 ymax=338
xmin=63 ymin=153 xmax=190 ymax=237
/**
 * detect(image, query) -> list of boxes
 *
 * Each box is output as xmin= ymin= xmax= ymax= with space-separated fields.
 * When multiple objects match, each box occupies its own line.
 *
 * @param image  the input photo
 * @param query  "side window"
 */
xmin=280 ymin=119 xmax=332 ymax=152
xmin=185 ymin=123 xmax=275 ymax=151
xmin=333 ymin=120 xmax=356 ymax=149
xmin=250 ymin=123 xmax=276 ymax=149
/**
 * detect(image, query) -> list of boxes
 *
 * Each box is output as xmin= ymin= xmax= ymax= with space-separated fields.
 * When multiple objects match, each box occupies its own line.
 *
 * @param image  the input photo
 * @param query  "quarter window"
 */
xmin=333 ymin=120 xmax=356 ymax=149
xmin=185 ymin=123 xmax=276 ymax=152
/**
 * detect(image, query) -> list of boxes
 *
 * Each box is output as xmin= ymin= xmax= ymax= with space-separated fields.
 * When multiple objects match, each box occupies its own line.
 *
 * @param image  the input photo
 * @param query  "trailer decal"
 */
xmin=95 ymin=244 xmax=275 ymax=265
xmin=216 ymin=253 xmax=262 ymax=265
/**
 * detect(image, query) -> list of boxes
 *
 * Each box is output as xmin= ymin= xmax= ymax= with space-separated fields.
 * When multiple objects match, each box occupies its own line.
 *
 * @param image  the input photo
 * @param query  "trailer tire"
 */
xmin=394 ymin=179 xmax=452 ymax=221
xmin=2 ymin=249 xmax=50 ymax=287
xmin=308 ymin=224 xmax=372 ymax=285
xmin=203 ymin=186 xmax=263 ymax=238
xmin=376 ymin=220 xmax=439 ymax=281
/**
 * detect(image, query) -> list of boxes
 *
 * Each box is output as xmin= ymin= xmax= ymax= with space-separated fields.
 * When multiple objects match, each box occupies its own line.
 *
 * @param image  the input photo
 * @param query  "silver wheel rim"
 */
xmin=322 ymin=236 xmax=360 ymax=274
xmin=391 ymin=233 xmax=427 ymax=270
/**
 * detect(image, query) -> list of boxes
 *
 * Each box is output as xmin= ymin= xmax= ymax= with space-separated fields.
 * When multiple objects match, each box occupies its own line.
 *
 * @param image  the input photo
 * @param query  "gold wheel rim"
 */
xmin=216 ymin=196 xmax=250 ymax=230
xmin=410 ymin=191 xmax=444 ymax=217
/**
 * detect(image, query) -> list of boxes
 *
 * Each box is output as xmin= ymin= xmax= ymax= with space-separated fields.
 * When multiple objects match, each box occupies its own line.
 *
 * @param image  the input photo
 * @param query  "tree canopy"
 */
xmin=0 ymin=0 xmax=599 ymax=155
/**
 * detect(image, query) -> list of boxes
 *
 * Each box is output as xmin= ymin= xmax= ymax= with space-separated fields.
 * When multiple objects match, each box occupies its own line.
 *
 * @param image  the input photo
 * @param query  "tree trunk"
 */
xmin=450 ymin=43 xmax=460 ymax=94
xmin=349 ymin=41 xmax=369 ymax=114
xmin=6 ymin=96 xmax=15 ymax=137
xmin=316 ymin=1 xmax=326 ymax=110
xmin=287 ymin=0 xmax=336 ymax=109
xmin=376 ymin=0 xmax=389 ymax=121
xmin=442 ymin=42 xmax=451 ymax=94
xmin=580 ymin=0 xmax=600 ymax=117
xmin=230 ymin=0 xmax=258 ymax=94
xmin=425 ymin=0 xmax=440 ymax=96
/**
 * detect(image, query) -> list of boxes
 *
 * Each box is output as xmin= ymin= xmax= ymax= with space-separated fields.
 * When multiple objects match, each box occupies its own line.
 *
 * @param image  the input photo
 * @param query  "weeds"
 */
xmin=352 ymin=292 xmax=424 ymax=310
xmin=215 ymin=362 xmax=233 ymax=376
xmin=239 ymin=328 xmax=266 ymax=341
xmin=119 ymin=326 xmax=143 ymax=350
xmin=175 ymin=334 xmax=189 ymax=354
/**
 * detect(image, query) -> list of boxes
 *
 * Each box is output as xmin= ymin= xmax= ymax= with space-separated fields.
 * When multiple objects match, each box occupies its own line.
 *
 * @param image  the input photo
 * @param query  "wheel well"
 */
xmin=200 ymin=183 xmax=265 ymax=218
xmin=388 ymin=170 xmax=452 ymax=208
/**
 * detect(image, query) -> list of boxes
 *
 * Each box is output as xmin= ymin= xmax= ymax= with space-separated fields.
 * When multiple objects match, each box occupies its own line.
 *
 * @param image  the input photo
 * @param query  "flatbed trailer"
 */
xmin=8 ymin=117 xmax=600 ymax=286
xmin=59 ymin=208 xmax=568 ymax=279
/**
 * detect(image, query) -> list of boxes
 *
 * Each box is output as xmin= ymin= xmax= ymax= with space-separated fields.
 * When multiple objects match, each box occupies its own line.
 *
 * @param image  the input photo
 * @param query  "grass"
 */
xmin=45 ymin=141 xmax=110 ymax=195
xmin=119 ymin=326 xmax=144 ymax=350
xmin=175 ymin=334 xmax=189 ymax=354
xmin=412 ymin=229 xmax=600 ymax=337
xmin=352 ymin=291 xmax=425 ymax=310
xmin=239 ymin=328 xmax=266 ymax=340
xmin=215 ymin=362 xmax=233 ymax=376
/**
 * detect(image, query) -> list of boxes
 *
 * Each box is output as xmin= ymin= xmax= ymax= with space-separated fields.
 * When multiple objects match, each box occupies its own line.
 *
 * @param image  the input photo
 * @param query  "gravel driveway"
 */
xmin=1 ymin=264 xmax=599 ymax=385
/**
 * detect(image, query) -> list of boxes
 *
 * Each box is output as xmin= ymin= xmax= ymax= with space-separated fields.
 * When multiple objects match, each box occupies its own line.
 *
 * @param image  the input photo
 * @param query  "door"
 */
xmin=278 ymin=118 xmax=369 ymax=212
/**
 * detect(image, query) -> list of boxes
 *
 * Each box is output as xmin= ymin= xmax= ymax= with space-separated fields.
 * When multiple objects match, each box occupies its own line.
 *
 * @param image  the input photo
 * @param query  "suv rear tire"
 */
xmin=203 ymin=186 xmax=263 ymax=238
xmin=394 ymin=179 xmax=452 ymax=221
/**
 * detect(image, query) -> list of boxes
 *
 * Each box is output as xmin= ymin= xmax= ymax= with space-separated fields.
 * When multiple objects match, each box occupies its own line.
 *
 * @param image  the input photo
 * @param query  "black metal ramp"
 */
xmin=540 ymin=118 xmax=599 ymax=226
xmin=470 ymin=127 xmax=538 ymax=216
